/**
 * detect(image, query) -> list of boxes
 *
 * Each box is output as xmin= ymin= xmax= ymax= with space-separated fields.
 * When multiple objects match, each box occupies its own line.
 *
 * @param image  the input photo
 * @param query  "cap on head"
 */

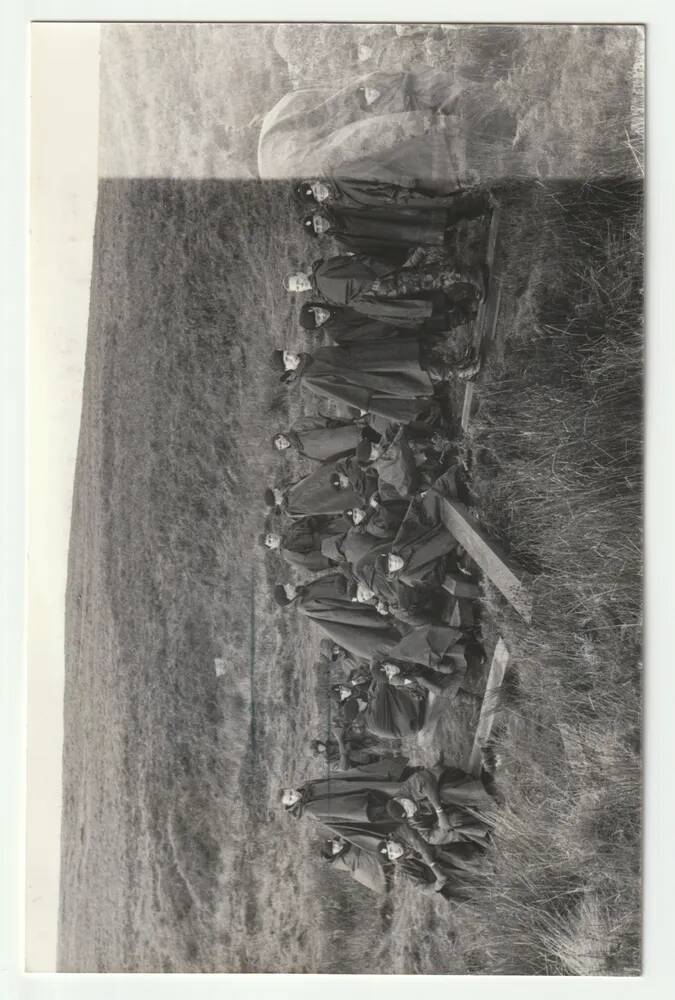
xmin=302 ymin=213 xmax=319 ymax=236
xmin=272 ymin=433 xmax=290 ymax=450
xmin=274 ymin=584 xmax=292 ymax=607
xmin=299 ymin=302 xmax=327 ymax=330
xmin=270 ymin=349 xmax=287 ymax=373
xmin=283 ymin=273 xmax=310 ymax=293
xmin=386 ymin=798 xmax=408 ymax=821
xmin=293 ymin=181 xmax=317 ymax=205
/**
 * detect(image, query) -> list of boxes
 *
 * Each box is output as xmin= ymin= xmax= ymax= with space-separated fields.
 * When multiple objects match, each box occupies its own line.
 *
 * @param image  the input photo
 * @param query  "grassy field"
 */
xmin=59 ymin=173 xmax=642 ymax=976
xmin=99 ymin=23 xmax=643 ymax=180
xmin=59 ymin=23 xmax=643 ymax=975
xmin=437 ymin=179 xmax=642 ymax=975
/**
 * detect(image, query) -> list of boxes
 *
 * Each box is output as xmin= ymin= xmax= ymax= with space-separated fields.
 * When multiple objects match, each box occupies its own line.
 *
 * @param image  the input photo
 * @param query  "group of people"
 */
xmin=278 ymin=174 xmax=496 ymax=391
xmin=262 ymin=171 xmax=498 ymax=902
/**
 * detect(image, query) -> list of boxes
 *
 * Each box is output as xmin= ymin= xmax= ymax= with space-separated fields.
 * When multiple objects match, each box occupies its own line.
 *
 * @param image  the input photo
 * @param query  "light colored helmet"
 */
xmin=283 ymin=273 xmax=309 ymax=293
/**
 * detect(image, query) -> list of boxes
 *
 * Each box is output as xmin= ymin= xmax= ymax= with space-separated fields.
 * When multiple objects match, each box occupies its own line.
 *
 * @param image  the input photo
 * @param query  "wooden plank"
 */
xmin=460 ymin=207 xmax=502 ymax=433
xmin=485 ymin=204 xmax=502 ymax=270
xmin=469 ymin=208 xmax=501 ymax=351
xmin=466 ymin=637 xmax=511 ymax=775
xmin=435 ymin=496 xmax=533 ymax=622
xmin=473 ymin=205 xmax=502 ymax=341
xmin=461 ymin=281 xmax=501 ymax=431
xmin=448 ymin=597 xmax=474 ymax=629
xmin=442 ymin=573 xmax=481 ymax=599
xmin=460 ymin=382 xmax=474 ymax=432
xmin=486 ymin=284 xmax=502 ymax=342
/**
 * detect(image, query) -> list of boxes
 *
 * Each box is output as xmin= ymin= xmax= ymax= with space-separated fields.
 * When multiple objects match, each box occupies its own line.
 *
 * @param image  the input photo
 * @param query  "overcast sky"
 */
xmin=27 ymin=22 xmax=100 ymax=971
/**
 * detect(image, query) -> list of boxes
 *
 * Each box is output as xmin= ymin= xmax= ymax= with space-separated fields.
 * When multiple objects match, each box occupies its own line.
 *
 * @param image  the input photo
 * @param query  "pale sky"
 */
xmin=27 ymin=22 xmax=100 ymax=971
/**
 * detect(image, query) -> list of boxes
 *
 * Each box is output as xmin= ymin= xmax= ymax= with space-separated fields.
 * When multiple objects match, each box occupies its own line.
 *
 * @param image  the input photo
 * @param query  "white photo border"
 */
xmin=2 ymin=2 xmax=671 ymax=998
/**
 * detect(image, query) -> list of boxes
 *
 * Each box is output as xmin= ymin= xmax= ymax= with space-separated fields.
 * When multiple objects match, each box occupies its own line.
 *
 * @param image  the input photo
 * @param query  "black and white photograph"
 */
xmin=25 ymin=19 xmax=644 ymax=977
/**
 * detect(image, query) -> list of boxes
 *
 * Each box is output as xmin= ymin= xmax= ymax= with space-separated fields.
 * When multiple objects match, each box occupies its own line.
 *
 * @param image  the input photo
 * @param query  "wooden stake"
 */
xmin=467 ymin=637 xmax=510 ymax=776
xmin=461 ymin=205 xmax=503 ymax=433
xmin=460 ymin=382 xmax=474 ymax=432
xmin=435 ymin=496 xmax=533 ymax=622
xmin=448 ymin=598 xmax=474 ymax=628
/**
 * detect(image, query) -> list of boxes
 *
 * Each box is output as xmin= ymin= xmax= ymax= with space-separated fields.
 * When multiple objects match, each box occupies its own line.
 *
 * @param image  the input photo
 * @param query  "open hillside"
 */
xmin=60 ymin=174 xmax=642 ymax=975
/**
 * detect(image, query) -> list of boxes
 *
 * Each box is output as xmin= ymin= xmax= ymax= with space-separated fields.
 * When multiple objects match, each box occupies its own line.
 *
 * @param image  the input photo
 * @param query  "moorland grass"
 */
xmin=443 ymin=179 xmax=643 ymax=975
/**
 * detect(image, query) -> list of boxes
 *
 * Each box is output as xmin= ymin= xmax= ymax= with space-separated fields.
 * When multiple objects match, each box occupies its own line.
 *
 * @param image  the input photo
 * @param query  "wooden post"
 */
xmin=460 ymin=383 xmax=475 ymax=432
xmin=466 ymin=637 xmax=510 ymax=776
xmin=486 ymin=284 xmax=502 ymax=343
xmin=448 ymin=598 xmax=474 ymax=629
xmin=435 ymin=495 xmax=533 ymax=622
xmin=461 ymin=206 xmax=502 ymax=433
xmin=473 ymin=205 xmax=502 ymax=349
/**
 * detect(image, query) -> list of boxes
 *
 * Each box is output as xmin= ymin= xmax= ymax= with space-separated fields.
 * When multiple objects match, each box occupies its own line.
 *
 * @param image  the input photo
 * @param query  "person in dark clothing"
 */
xmin=354 ymin=427 xmax=422 ymax=501
xmin=280 ymin=757 xmax=411 ymax=854
xmin=301 ymin=198 xmax=487 ymax=258
xmin=298 ymin=300 xmax=472 ymax=341
xmin=377 ymin=824 xmax=484 ymax=900
xmin=294 ymin=176 xmax=492 ymax=221
xmin=384 ymin=494 xmax=459 ymax=589
xmin=284 ymin=252 xmax=486 ymax=330
xmin=261 ymin=517 xmax=341 ymax=572
xmin=320 ymin=836 xmax=391 ymax=895
xmin=274 ymin=573 xmax=404 ymax=662
xmin=345 ymin=496 xmax=409 ymax=537
xmin=272 ymin=414 xmax=366 ymax=463
xmin=272 ymin=340 xmax=463 ymax=424
xmin=263 ymin=459 xmax=362 ymax=518
xmin=330 ymin=455 xmax=381 ymax=506
xmin=359 ymin=675 xmax=428 ymax=740
xmin=310 ymin=728 xmax=388 ymax=769
xmin=386 ymin=766 xmax=496 ymax=848
xmin=301 ymin=208 xmax=411 ymax=263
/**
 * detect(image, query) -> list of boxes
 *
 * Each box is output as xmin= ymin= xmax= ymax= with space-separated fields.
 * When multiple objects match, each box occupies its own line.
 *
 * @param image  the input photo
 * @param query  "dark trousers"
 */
xmin=444 ymin=191 xmax=491 ymax=228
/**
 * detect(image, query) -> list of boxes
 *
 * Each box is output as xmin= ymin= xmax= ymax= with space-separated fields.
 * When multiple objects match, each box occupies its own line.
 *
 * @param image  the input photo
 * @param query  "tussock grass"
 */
xmin=441 ymin=178 xmax=643 ymax=976
xmin=61 ymin=174 xmax=642 ymax=974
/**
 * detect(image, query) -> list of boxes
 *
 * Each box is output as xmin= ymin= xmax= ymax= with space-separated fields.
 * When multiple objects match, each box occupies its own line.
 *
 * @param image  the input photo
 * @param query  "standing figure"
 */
xmin=280 ymin=756 xmax=411 ymax=853
xmin=299 ymin=301 xmax=459 ymax=342
xmin=260 ymin=517 xmax=338 ymax=572
xmin=272 ymin=341 xmax=440 ymax=424
xmin=284 ymin=252 xmax=486 ymax=329
xmin=263 ymin=459 xmax=362 ymax=518
xmin=273 ymin=574 xmax=404 ymax=662
xmin=272 ymin=414 xmax=366 ymax=463
xmin=295 ymin=175 xmax=491 ymax=217
xmin=320 ymin=836 xmax=391 ymax=894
